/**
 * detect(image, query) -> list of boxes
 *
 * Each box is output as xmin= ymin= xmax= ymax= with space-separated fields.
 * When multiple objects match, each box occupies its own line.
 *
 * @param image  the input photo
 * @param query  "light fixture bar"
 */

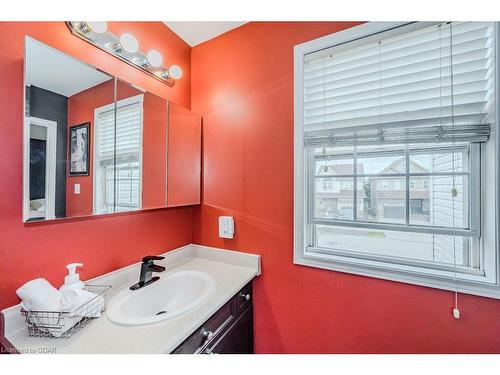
xmin=66 ymin=22 xmax=181 ymax=87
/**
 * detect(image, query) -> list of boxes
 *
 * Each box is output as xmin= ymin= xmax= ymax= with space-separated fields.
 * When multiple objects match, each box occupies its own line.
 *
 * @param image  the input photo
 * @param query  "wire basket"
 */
xmin=20 ymin=284 xmax=111 ymax=339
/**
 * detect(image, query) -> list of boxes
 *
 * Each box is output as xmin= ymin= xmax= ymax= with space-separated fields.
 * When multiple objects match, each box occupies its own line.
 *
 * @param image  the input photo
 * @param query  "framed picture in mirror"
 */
xmin=69 ymin=122 xmax=90 ymax=176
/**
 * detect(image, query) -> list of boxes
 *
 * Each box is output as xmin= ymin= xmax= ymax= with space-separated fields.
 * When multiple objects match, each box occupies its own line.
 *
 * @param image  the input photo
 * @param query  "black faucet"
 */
xmin=130 ymin=255 xmax=166 ymax=290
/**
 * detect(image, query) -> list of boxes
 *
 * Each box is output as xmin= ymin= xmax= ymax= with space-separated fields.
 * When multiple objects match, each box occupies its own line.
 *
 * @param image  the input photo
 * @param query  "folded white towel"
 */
xmin=35 ymin=289 xmax=103 ymax=338
xmin=61 ymin=289 xmax=104 ymax=318
xmin=16 ymin=278 xmax=62 ymax=312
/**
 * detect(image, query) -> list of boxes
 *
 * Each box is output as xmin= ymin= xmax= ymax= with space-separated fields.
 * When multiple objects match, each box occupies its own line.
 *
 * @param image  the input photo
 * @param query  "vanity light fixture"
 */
xmin=168 ymin=65 xmax=183 ymax=80
xmin=66 ymin=21 xmax=181 ymax=87
xmin=82 ymin=21 xmax=108 ymax=34
xmin=80 ymin=21 xmax=108 ymax=34
xmin=119 ymin=33 xmax=139 ymax=53
xmin=146 ymin=50 xmax=163 ymax=68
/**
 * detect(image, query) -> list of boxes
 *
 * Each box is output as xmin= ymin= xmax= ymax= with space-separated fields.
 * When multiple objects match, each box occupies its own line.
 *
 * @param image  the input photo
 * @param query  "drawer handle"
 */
xmin=202 ymin=329 xmax=214 ymax=341
xmin=195 ymin=315 xmax=234 ymax=354
xmin=240 ymin=292 xmax=251 ymax=301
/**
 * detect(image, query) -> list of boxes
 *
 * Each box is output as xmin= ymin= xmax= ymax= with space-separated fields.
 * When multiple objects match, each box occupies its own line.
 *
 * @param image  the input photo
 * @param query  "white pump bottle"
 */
xmin=60 ymin=263 xmax=85 ymax=292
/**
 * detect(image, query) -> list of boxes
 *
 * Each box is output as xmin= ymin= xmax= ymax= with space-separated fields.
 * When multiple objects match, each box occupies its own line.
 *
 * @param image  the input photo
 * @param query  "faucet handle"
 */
xmin=142 ymin=255 xmax=165 ymax=263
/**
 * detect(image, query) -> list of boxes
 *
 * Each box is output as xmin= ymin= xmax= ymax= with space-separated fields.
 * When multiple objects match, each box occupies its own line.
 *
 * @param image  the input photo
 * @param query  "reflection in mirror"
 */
xmin=24 ymin=37 xmax=115 ymax=221
xmin=115 ymin=80 xmax=169 ymax=212
xmin=167 ymin=103 xmax=202 ymax=207
xmin=23 ymin=37 xmax=200 ymax=223
xmin=108 ymin=80 xmax=144 ymax=213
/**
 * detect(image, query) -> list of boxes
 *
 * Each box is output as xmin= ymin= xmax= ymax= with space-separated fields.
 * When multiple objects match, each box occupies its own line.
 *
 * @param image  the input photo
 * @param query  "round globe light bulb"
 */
xmin=168 ymin=65 xmax=183 ymax=80
xmin=146 ymin=50 xmax=163 ymax=68
xmin=86 ymin=21 xmax=107 ymax=34
xmin=119 ymin=33 xmax=139 ymax=53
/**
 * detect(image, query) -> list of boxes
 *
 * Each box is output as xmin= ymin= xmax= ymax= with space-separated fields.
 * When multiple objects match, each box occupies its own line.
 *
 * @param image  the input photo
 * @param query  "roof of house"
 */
xmin=376 ymin=157 xmax=429 ymax=175
xmin=317 ymin=163 xmax=364 ymax=175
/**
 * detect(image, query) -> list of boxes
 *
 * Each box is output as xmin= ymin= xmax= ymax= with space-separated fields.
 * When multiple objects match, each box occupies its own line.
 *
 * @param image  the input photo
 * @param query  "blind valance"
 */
xmin=304 ymin=123 xmax=490 ymax=148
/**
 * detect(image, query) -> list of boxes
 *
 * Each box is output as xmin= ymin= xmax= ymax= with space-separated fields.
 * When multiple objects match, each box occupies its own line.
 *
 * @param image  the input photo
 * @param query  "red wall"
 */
xmin=0 ymin=22 xmax=192 ymax=310
xmin=167 ymin=103 xmax=201 ymax=207
xmin=142 ymin=92 xmax=168 ymax=209
xmin=191 ymin=22 xmax=500 ymax=353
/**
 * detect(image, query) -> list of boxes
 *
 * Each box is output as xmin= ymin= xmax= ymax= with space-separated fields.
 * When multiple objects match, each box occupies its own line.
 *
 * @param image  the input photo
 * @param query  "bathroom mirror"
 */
xmin=23 ymin=37 xmax=201 ymax=222
xmin=24 ymin=37 xmax=115 ymax=221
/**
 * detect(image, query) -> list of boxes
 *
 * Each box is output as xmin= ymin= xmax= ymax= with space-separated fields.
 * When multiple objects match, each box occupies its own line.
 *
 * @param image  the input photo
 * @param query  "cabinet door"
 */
xmin=207 ymin=305 xmax=254 ymax=354
xmin=166 ymin=102 xmax=201 ymax=207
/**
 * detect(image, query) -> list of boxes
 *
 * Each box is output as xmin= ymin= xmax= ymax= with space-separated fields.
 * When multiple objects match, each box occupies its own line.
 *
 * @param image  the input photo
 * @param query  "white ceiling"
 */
xmin=163 ymin=22 xmax=247 ymax=47
xmin=25 ymin=37 xmax=112 ymax=97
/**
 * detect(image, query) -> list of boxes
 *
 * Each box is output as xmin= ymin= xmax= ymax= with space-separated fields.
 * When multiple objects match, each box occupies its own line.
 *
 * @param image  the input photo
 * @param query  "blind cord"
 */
xmin=439 ymin=24 xmax=443 ymax=124
xmin=378 ymin=41 xmax=382 ymax=129
xmin=322 ymin=57 xmax=328 ymax=172
xmin=449 ymin=21 xmax=460 ymax=320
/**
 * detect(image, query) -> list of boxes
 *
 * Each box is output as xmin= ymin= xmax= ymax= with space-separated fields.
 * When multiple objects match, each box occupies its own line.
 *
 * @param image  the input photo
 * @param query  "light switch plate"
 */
xmin=218 ymin=216 xmax=234 ymax=239
xmin=74 ymin=184 xmax=80 ymax=194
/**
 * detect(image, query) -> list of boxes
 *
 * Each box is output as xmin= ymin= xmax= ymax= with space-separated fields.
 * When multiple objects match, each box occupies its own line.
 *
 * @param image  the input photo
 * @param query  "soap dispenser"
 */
xmin=60 ymin=263 xmax=85 ymax=292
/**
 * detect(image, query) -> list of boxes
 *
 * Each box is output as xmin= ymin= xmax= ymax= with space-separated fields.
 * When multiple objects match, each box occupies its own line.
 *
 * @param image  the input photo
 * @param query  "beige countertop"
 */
xmin=1 ymin=244 xmax=260 ymax=354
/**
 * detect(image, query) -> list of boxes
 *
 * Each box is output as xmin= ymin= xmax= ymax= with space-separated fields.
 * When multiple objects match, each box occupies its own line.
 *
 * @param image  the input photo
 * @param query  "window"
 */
xmin=94 ymin=95 xmax=143 ymax=214
xmin=341 ymin=179 xmax=353 ymax=189
xmin=294 ymin=22 xmax=499 ymax=297
xmin=322 ymin=179 xmax=333 ymax=190
xmin=313 ymin=142 xmax=477 ymax=255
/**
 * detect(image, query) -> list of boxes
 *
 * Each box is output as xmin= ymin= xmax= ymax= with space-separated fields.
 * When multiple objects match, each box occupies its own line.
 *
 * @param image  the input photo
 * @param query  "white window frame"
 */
xmin=23 ymin=116 xmax=57 ymax=222
xmin=93 ymin=94 xmax=144 ymax=214
xmin=294 ymin=22 xmax=500 ymax=299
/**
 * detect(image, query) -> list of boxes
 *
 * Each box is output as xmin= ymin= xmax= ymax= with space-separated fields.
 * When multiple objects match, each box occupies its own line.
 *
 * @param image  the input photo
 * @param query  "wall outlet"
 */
xmin=219 ymin=216 xmax=234 ymax=239
xmin=74 ymin=184 xmax=80 ymax=194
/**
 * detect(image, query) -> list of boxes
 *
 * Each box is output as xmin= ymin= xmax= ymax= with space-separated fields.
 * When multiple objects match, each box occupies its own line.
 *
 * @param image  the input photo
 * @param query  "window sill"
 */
xmin=294 ymin=247 xmax=500 ymax=299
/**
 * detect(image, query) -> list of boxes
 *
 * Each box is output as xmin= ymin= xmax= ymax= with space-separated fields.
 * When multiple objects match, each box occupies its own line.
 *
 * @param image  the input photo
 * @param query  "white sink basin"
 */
xmin=106 ymin=270 xmax=215 ymax=326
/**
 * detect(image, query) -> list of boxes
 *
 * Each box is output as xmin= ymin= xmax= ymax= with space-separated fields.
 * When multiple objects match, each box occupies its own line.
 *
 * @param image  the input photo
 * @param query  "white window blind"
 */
xmin=94 ymin=96 xmax=143 ymax=213
xmin=303 ymin=22 xmax=494 ymax=144
xmin=95 ymin=108 xmax=115 ymax=165
xmin=115 ymin=102 xmax=142 ymax=163
xmin=96 ymin=102 xmax=142 ymax=164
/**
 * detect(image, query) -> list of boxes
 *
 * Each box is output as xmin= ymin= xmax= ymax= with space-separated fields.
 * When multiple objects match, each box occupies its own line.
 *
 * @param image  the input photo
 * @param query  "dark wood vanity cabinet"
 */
xmin=172 ymin=282 xmax=253 ymax=354
xmin=206 ymin=304 xmax=253 ymax=354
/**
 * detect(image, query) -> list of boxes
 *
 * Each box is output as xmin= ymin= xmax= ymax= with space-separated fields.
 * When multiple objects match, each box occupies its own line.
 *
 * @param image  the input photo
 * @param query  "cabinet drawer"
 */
xmin=172 ymin=281 xmax=254 ymax=354
xmin=206 ymin=304 xmax=253 ymax=354
xmin=171 ymin=303 xmax=232 ymax=354
xmin=231 ymin=282 xmax=252 ymax=317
